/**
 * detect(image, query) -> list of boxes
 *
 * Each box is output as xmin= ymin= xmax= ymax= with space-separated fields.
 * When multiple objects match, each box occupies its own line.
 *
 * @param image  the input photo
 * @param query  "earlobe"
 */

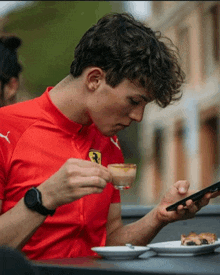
xmin=86 ymin=68 xmax=104 ymax=91
xmin=9 ymin=77 xmax=19 ymax=91
xmin=3 ymin=77 xmax=19 ymax=104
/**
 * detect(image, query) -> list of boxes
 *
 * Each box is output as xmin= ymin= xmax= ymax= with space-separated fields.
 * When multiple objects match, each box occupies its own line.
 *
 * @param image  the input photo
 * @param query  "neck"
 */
xmin=49 ymin=75 xmax=92 ymax=125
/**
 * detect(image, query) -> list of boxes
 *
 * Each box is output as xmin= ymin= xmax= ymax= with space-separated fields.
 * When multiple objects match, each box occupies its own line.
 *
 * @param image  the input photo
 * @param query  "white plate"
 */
xmin=147 ymin=239 xmax=220 ymax=256
xmin=91 ymin=246 xmax=150 ymax=260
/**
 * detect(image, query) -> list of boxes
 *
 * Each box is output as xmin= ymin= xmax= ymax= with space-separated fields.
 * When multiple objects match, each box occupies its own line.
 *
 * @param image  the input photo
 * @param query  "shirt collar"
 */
xmin=36 ymin=87 xmax=84 ymax=135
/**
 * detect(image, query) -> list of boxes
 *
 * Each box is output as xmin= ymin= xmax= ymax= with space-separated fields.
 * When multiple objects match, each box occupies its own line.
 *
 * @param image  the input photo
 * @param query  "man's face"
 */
xmin=87 ymin=78 xmax=153 ymax=136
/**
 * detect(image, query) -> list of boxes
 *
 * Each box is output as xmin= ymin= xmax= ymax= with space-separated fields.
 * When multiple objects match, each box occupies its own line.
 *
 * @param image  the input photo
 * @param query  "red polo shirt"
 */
xmin=0 ymin=87 xmax=124 ymax=260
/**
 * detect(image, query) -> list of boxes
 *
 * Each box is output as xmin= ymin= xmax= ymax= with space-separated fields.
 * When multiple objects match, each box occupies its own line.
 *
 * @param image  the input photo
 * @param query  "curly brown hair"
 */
xmin=70 ymin=13 xmax=185 ymax=108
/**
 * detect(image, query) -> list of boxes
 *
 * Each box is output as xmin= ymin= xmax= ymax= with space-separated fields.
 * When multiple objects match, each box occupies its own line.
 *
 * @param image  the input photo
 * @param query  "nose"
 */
xmin=129 ymin=106 xmax=145 ymax=123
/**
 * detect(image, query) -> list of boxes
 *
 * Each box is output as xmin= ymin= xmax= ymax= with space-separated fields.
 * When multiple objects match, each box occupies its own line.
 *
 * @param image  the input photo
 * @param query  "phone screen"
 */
xmin=166 ymin=181 xmax=220 ymax=211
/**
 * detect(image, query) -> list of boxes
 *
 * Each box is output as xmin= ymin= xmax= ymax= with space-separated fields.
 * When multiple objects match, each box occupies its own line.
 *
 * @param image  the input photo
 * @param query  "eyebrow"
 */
xmin=140 ymin=94 xmax=152 ymax=103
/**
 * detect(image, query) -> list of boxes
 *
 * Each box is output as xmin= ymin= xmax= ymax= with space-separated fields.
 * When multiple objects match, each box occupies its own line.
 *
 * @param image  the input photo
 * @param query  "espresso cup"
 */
xmin=107 ymin=163 xmax=137 ymax=190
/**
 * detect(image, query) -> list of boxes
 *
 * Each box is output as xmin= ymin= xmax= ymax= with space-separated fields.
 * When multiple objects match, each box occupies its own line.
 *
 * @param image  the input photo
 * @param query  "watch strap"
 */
xmin=25 ymin=187 xmax=56 ymax=216
xmin=35 ymin=189 xmax=56 ymax=216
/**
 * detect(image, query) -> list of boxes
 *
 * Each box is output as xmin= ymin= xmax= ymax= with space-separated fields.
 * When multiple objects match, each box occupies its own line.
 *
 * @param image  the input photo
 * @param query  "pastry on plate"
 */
xmin=181 ymin=232 xmax=217 ymax=246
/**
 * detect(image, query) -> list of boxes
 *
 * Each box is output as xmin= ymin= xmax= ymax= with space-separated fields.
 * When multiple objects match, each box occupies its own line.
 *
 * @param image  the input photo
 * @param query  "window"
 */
xmin=152 ymin=1 xmax=163 ymax=18
xmin=200 ymin=116 xmax=218 ymax=188
xmin=123 ymin=1 xmax=151 ymax=21
xmin=203 ymin=5 xmax=219 ymax=76
xmin=178 ymin=26 xmax=190 ymax=82
xmin=174 ymin=121 xmax=187 ymax=182
xmin=152 ymin=128 xmax=164 ymax=201
xmin=211 ymin=5 xmax=219 ymax=62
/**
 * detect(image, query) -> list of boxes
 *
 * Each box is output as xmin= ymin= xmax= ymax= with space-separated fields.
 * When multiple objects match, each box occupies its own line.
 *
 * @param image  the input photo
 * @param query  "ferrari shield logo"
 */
xmin=89 ymin=150 xmax=102 ymax=164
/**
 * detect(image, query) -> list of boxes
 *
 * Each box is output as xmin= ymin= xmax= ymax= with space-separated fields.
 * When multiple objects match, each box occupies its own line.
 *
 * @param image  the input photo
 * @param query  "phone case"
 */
xmin=166 ymin=181 xmax=220 ymax=211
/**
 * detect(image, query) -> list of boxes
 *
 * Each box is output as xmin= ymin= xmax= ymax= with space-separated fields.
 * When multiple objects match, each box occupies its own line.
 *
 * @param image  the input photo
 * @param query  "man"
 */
xmin=0 ymin=13 xmax=218 ymax=260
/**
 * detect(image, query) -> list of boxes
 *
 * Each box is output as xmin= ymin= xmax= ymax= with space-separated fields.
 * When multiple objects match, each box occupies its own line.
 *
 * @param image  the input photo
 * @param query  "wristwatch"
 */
xmin=24 ymin=187 xmax=56 ymax=216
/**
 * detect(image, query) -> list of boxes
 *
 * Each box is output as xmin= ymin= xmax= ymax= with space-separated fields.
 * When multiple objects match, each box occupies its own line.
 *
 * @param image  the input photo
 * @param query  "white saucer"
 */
xmin=147 ymin=239 xmax=220 ymax=256
xmin=91 ymin=246 xmax=150 ymax=260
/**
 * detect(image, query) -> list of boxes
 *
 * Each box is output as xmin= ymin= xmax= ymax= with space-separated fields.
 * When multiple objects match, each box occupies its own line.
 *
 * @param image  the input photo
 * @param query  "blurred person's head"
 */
xmin=0 ymin=36 xmax=22 ymax=107
xmin=70 ymin=13 xmax=185 ymax=109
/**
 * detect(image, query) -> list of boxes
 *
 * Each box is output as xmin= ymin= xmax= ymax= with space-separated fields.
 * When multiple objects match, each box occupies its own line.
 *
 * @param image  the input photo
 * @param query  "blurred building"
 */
xmin=138 ymin=1 xmax=220 ymax=205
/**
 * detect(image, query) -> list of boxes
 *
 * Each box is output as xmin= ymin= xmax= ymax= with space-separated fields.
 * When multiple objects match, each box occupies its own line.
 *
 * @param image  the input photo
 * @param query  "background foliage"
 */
xmin=4 ymin=1 xmax=122 ymax=96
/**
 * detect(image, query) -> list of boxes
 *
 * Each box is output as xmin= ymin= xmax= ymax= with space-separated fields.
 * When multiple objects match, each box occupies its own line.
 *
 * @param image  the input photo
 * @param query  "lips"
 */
xmin=118 ymin=124 xmax=127 ymax=129
xmin=114 ymin=124 xmax=130 ymax=132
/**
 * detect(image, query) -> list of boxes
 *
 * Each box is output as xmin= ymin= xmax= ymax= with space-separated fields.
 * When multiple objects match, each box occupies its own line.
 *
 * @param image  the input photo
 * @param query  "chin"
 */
xmin=97 ymin=128 xmax=119 ymax=137
xmin=105 ymin=130 xmax=120 ymax=137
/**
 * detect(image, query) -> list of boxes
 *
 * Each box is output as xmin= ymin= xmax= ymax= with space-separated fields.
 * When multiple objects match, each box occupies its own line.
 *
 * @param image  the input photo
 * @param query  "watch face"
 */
xmin=25 ymin=188 xmax=38 ymax=208
xmin=24 ymin=187 xmax=55 ymax=216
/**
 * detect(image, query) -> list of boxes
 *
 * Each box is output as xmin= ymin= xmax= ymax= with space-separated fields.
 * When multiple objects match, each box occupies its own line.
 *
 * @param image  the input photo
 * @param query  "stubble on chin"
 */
xmin=101 ymin=128 xmax=119 ymax=137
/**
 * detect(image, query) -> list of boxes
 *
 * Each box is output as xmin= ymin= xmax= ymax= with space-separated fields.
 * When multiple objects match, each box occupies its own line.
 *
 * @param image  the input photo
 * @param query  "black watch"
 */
xmin=24 ymin=187 xmax=56 ymax=216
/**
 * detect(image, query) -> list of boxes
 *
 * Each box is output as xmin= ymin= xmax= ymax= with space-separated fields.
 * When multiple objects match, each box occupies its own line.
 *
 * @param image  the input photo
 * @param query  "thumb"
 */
xmin=174 ymin=180 xmax=190 ymax=194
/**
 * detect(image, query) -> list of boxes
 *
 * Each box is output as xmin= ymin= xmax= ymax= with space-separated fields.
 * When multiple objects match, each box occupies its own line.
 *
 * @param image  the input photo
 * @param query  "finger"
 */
xmin=79 ymin=186 xmax=105 ymax=197
xmin=69 ymin=158 xmax=109 ymax=172
xmin=88 ymin=176 xmax=107 ymax=189
xmin=76 ymin=166 xmax=112 ymax=182
xmin=176 ymin=204 xmax=186 ymax=215
xmin=185 ymin=199 xmax=198 ymax=213
xmin=90 ymin=167 xmax=112 ymax=182
xmin=75 ymin=176 xmax=107 ymax=189
xmin=173 ymin=180 xmax=190 ymax=195
xmin=66 ymin=161 xmax=112 ymax=182
xmin=209 ymin=190 xmax=220 ymax=199
xmin=195 ymin=193 xmax=211 ymax=209
xmin=176 ymin=203 xmax=196 ymax=219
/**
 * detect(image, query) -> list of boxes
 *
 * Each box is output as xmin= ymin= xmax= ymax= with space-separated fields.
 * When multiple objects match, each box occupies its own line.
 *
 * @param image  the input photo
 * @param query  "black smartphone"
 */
xmin=166 ymin=181 xmax=220 ymax=211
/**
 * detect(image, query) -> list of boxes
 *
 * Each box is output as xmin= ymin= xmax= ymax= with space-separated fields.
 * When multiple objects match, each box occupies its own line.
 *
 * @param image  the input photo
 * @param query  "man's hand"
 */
xmin=154 ymin=180 xmax=217 ymax=224
xmin=38 ymin=158 xmax=112 ymax=210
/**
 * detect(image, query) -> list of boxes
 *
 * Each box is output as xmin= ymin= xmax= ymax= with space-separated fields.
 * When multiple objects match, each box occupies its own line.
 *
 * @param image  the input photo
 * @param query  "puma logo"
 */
xmin=0 ymin=131 xmax=10 ymax=143
xmin=110 ymin=137 xmax=121 ymax=150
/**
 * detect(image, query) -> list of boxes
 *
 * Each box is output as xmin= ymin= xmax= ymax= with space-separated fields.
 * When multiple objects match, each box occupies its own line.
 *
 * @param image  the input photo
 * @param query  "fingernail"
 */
xmin=179 ymin=187 xmax=186 ymax=193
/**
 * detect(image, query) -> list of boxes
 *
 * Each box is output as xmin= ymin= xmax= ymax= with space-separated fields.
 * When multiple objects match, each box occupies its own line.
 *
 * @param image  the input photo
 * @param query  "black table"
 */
xmin=34 ymin=249 xmax=220 ymax=275
xmin=33 ymin=205 xmax=220 ymax=275
xmin=2 ymin=205 xmax=220 ymax=275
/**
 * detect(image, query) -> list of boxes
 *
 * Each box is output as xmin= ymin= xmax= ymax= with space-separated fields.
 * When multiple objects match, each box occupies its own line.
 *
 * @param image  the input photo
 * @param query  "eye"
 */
xmin=129 ymin=98 xmax=141 ymax=106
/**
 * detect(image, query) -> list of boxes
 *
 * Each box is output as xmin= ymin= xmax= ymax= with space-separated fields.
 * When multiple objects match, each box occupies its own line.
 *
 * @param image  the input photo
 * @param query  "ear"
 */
xmin=86 ymin=68 xmax=104 ymax=91
xmin=4 ymin=77 xmax=19 ymax=104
